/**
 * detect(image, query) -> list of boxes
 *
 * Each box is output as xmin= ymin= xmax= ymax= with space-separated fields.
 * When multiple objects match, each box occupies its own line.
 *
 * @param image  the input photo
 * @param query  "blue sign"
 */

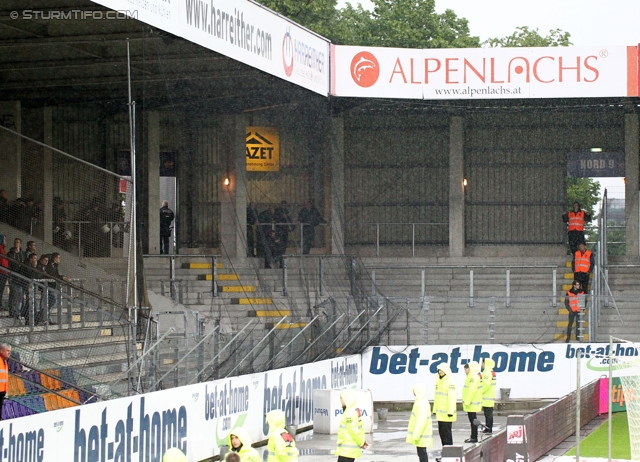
xmin=567 ymin=152 xmax=624 ymax=177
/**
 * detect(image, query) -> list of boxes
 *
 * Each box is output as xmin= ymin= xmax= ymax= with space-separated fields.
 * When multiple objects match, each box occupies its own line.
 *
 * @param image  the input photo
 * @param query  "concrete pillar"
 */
xmin=448 ymin=116 xmax=465 ymax=257
xmin=146 ymin=111 xmax=161 ymax=254
xmin=625 ymin=112 xmax=639 ymax=256
xmin=330 ymin=117 xmax=345 ymax=255
xmin=0 ymin=101 xmax=22 ymax=199
xmin=43 ymin=107 xmax=53 ymax=244
xmin=220 ymin=115 xmax=248 ymax=258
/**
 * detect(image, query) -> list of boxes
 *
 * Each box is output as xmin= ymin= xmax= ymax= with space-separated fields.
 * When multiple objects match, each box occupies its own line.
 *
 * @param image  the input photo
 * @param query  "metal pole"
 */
xmin=421 ymin=269 xmax=425 ymax=298
xmin=608 ymin=335 xmax=613 ymax=461
xmin=376 ymin=223 xmax=380 ymax=257
xmin=282 ymin=257 xmax=288 ymax=296
xmin=319 ymin=257 xmax=324 ymax=296
xmin=469 ymin=269 xmax=474 ymax=307
xmin=412 ymin=223 xmax=415 ymax=257
xmin=505 ymin=269 xmax=510 ymax=307
xmin=576 ymin=349 xmax=581 ymax=461
xmin=552 ymin=268 xmax=557 ymax=307
xmin=371 ymin=270 xmax=376 ymax=296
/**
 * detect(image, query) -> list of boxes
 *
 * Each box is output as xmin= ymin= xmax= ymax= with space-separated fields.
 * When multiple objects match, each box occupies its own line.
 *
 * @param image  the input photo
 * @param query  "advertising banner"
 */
xmin=89 ymin=0 xmax=329 ymax=95
xmin=246 ymin=126 xmax=280 ymax=171
xmin=0 ymin=355 xmax=360 ymax=461
xmin=362 ymin=343 xmax=639 ymax=401
xmin=332 ymin=45 xmax=638 ymax=100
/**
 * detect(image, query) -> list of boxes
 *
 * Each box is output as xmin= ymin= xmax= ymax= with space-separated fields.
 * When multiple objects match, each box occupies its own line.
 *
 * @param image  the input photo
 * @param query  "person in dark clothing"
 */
xmin=45 ymin=252 xmax=70 ymax=325
xmin=298 ymin=202 xmax=326 ymax=255
xmin=6 ymin=238 xmax=26 ymax=319
xmin=159 ymin=201 xmax=175 ymax=254
xmin=21 ymin=253 xmax=41 ymax=324
xmin=565 ymin=279 xmax=586 ymax=342
xmin=264 ymin=229 xmax=283 ymax=269
xmin=572 ymin=241 xmax=594 ymax=295
xmin=0 ymin=190 xmax=9 ymax=224
xmin=246 ymin=203 xmax=259 ymax=257
xmin=0 ymin=235 xmax=7 ymax=310
xmin=77 ymin=197 xmax=107 ymax=257
xmin=562 ymin=202 xmax=592 ymax=254
xmin=257 ymin=206 xmax=276 ymax=258
xmin=274 ymin=201 xmax=293 ymax=253
xmin=52 ymin=196 xmax=70 ymax=251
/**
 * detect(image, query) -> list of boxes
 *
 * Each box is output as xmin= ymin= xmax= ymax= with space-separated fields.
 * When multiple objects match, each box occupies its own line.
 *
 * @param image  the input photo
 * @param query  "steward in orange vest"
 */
xmin=565 ymin=280 xmax=585 ymax=342
xmin=0 ymin=343 xmax=11 ymax=420
xmin=563 ymin=202 xmax=592 ymax=254
xmin=572 ymin=242 xmax=594 ymax=295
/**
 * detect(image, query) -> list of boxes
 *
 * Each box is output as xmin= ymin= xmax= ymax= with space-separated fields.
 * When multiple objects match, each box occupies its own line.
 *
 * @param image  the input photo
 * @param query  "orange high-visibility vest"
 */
xmin=0 ymin=359 xmax=8 ymax=393
xmin=568 ymin=211 xmax=586 ymax=231
xmin=574 ymin=250 xmax=592 ymax=273
xmin=567 ymin=291 xmax=583 ymax=313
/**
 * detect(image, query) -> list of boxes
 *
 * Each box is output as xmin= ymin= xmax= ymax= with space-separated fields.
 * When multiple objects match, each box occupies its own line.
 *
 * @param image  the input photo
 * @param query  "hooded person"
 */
xmin=481 ymin=358 xmax=497 ymax=434
xmin=406 ymin=383 xmax=433 ymax=462
xmin=462 ymin=361 xmax=483 ymax=443
xmin=228 ymin=427 xmax=261 ymax=462
xmin=433 ymin=363 xmax=457 ymax=449
xmin=162 ymin=447 xmax=187 ymax=462
xmin=266 ymin=409 xmax=299 ymax=462
xmin=335 ymin=389 xmax=367 ymax=462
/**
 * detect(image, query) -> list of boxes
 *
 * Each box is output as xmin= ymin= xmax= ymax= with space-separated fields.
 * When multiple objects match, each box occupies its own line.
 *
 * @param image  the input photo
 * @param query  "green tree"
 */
xmin=567 ymin=178 xmax=600 ymax=219
xmin=485 ymin=26 xmax=572 ymax=47
xmin=256 ymin=0 xmax=480 ymax=48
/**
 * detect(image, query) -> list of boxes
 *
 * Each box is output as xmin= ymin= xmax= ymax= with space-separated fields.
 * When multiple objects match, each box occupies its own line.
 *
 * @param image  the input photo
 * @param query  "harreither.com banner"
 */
xmin=331 ymin=45 xmax=638 ymax=99
xmin=89 ymin=0 xmax=330 ymax=95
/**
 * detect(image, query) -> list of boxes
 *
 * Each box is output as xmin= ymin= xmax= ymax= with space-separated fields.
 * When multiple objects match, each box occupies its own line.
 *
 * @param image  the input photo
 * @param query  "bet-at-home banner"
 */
xmin=0 ymin=355 xmax=359 ymax=461
xmin=362 ymin=343 xmax=639 ymax=401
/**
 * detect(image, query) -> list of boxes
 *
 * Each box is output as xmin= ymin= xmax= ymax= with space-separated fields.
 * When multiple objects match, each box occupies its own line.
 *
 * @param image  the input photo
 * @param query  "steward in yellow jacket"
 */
xmin=481 ymin=358 xmax=497 ymax=434
xmin=406 ymin=383 xmax=433 ymax=462
xmin=266 ymin=409 xmax=299 ymax=462
xmin=228 ymin=427 xmax=261 ymax=462
xmin=335 ymin=389 xmax=367 ymax=461
xmin=433 ymin=363 xmax=456 ymax=447
xmin=462 ymin=361 xmax=483 ymax=443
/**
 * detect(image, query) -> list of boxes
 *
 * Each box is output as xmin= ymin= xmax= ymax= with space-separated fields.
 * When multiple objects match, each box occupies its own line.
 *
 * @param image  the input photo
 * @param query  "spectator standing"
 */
xmin=52 ymin=197 xmax=70 ymax=250
xmin=46 ymin=253 xmax=70 ymax=325
xmin=257 ymin=206 xmax=276 ymax=258
xmin=0 ymin=343 xmax=10 ymax=420
xmin=563 ymin=202 xmax=592 ymax=254
xmin=572 ymin=241 xmax=594 ymax=294
xmin=481 ymin=358 xmax=497 ymax=434
xmin=266 ymin=408 xmax=299 ymax=462
xmin=6 ymin=238 xmax=26 ymax=319
xmin=0 ymin=235 xmax=7 ymax=311
xmin=565 ymin=280 xmax=586 ymax=342
xmin=246 ymin=203 xmax=259 ymax=257
xmin=462 ymin=361 xmax=483 ymax=443
xmin=21 ymin=253 xmax=40 ymax=324
xmin=264 ymin=229 xmax=283 ymax=269
xmin=0 ymin=190 xmax=8 ymax=223
xmin=25 ymin=241 xmax=37 ymax=260
xmin=298 ymin=202 xmax=325 ymax=255
xmin=275 ymin=201 xmax=293 ymax=252
xmin=159 ymin=201 xmax=175 ymax=254
xmin=406 ymin=383 xmax=433 ymax=462
xmin=433 ymin=364 xmax=457 ymax=450
xmin=335 ymin=389 xmax=367 ymax=462
xmin=228 ymin=427 xmax=261 ymax=462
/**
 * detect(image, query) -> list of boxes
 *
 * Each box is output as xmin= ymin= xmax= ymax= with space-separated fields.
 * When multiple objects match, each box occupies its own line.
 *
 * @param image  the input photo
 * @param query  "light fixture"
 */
xmin=590 ymin=147 xmax=603 ymax=153
xmin=463 ymin=178 xmax=468 ymax=186
xmin=223 ymin=176 xmax=230 ymax=186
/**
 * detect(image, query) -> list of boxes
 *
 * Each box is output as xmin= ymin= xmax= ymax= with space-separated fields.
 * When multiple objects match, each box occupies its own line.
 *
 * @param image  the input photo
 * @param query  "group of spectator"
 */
xmin=0 ymin=234 xmax=69 ymax=325
xmin=247 ymin=201 xmax=326 ymax=268
xmin=0 ymin=190 xmax=40 ymax=235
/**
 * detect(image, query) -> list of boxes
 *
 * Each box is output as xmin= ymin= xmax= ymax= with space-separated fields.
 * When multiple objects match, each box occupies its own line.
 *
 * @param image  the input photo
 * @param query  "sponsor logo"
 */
xmin=351 ymin=52 xmax=380 ymax=87
xmin=282 ymin=28 xmax=294 ymax=77
xmin=507 ymin=425 xmax=524 ymax=443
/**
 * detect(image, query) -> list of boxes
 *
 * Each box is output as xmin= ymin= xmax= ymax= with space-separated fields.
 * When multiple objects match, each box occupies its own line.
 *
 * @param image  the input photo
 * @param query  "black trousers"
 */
xmin=575 ymin=272 xmax=590 ymax=292
xmin=417 ymin=446 xmax=429 ymax=462
xmin=337 ymin=457 xmax=355 ymax=462
xmin=160 ymin=234 xmax=171 ymax=254
xmin=467 ymin=411 xmax=478 ymax=439
xmin=568 ymin=230 xmax=584 ymax=254
xmin=438 ymin=420 xmax=453 ymax=446
xmin=483 ymin=406 xmax=494 ymax=432
xmin=567 ymin=310 xmax=579 ymax=340
xmin=0 ymin=391 xmax=5 ymax=420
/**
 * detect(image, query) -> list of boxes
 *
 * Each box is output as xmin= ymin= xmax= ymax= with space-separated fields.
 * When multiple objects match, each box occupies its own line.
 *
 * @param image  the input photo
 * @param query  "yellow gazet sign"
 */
xmin=246 ymin=126 xmax=280 ymax=171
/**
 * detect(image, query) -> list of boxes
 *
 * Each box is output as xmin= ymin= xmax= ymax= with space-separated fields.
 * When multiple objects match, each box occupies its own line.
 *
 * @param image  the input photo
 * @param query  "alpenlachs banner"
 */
xmin=331 ymin=45 xmax=638 ymax=100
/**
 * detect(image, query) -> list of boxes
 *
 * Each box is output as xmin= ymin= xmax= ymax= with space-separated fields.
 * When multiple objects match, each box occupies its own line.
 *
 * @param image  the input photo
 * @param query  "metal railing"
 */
xmin=345 ymin=222 xmax=448 ymax=256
